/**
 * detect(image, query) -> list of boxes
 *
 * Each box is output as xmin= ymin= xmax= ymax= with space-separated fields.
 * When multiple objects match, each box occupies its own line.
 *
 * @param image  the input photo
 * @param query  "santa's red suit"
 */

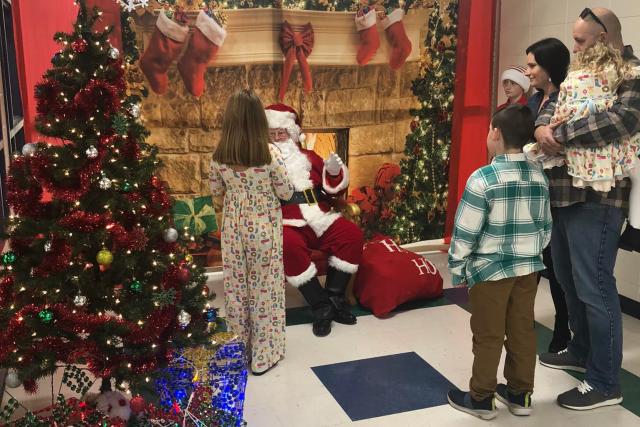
xmin=265 ymin=104 xmax=363 ymax=337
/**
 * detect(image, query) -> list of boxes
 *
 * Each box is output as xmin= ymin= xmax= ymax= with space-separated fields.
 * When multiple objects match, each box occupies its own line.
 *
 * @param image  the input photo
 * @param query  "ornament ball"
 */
xmin=177 ymin=310 xmax=191 ymax=328
xmin=22 ymin=143 xmax=38 ymax=156
xmin=5 ymin=370 xmax=21 ymax=388
xmin=97 ymin=248 xmax=114 ymax=266
xmin=130 ymin=396 xmax=146 ymax=414
xmin=2 ymin=251 xmax=16 ymax=266
xmin=109 ymin=47 xmax=120 ymax=59
xmin=162 ymin=228 xmax=178 ymax=243
xmin=177 ymin=268 xmax=190 ymax=284
xmin=74 ymin=294 xmax=88 ymax=306
xmin=38 ymin=309 xmax=54 ymax=323
xmin=99 ymin=177 xmax=112 ymax=190
xmin=86 ymin=145 xmax=99 ymax=159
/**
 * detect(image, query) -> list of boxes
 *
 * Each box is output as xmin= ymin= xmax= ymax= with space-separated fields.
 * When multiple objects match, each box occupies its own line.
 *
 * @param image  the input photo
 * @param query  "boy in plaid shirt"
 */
xmin=447 ymin=104 xmax=552 ymax=420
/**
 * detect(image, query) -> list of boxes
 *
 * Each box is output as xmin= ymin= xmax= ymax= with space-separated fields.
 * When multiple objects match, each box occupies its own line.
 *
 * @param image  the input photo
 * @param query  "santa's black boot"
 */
xmin=298 ymin=277 xmax=334 ymax=337
xmin=325 ymin=267 xmax=357 ymax=325
xmin=619 ymin=222 xmax=640 ymax=252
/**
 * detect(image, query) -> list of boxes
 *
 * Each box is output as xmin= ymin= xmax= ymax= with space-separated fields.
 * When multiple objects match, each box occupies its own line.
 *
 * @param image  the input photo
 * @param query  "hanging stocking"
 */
xmin=355 ymin=7 xmax=379 ymax=66
xmin=139 ymin=11 xmax=189 ymax=95
xmin=177 ymin=11 xmax=227 ymax=97
xmin=382 ymin=9 xmax=412 ymax=71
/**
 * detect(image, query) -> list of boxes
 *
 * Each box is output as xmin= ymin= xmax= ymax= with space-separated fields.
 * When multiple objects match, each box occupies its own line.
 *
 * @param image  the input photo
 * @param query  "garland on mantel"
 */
xmin=120 ymin=0 xmax=436 ymax=15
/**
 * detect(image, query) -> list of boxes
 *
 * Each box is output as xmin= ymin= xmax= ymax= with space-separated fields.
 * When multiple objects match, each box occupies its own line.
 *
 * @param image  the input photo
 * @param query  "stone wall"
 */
xmin=138 ymin=37 xmax=420 ymax=197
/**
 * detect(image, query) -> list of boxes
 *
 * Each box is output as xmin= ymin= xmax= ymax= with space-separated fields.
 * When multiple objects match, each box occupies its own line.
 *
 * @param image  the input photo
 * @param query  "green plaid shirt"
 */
xmin=448 ymin=153 xmax=552 ymax=287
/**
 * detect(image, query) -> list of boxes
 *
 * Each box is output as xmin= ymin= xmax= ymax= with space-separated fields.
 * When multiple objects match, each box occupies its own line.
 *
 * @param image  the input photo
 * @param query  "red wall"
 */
xmin=445 ymin=0 xmax=497 ymax=239
xmin=13 ymin=0 xmax=79 ymax=143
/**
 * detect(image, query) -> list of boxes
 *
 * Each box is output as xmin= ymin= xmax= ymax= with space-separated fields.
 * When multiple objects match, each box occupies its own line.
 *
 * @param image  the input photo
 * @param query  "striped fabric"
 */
xmin=535 ymin=45 xmax=640 ymax=211
xmin=448 ymin=153 xmax=552 ymax=287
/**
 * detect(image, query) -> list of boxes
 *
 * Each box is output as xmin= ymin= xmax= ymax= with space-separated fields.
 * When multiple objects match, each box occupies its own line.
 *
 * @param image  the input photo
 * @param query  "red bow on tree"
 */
xmin=278 ymin=21 xmax=314 ymax=101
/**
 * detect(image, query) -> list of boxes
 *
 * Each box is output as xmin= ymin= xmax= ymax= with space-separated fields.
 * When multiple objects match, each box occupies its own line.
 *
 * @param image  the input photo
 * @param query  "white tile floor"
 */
xmin=4 ymin=252 xmax=640 ymax=426
xmin=242 ymin=252 xmax=640 ymax=427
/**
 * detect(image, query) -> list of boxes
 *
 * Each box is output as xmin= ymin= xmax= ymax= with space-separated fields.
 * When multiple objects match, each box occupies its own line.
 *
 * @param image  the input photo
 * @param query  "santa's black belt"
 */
xmin=281 ymin=188 xmax=323 ymax=205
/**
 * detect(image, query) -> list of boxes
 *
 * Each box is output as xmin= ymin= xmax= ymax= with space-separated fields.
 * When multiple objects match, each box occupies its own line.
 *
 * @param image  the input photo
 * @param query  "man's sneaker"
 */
xmin=447 ymin=389 xmax=497 ymax=420
xmin=557 ymin=380 xmax=623 ymax=410
xmin=495 ymin=384 xmax=532 ymax=416
xmin=539 ymin=349 xmax=586 ymax=373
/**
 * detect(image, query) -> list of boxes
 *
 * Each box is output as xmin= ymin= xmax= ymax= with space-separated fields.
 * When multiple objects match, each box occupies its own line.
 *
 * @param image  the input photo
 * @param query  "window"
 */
xmin=0 ymin=0 xmax=25 ymax=222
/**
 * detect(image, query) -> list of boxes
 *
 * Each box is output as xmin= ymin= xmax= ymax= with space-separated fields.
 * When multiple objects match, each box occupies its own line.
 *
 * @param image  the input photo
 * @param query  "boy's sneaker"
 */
xmin=447 ymin=389 xmax=497 ymax=420
xmin=539 ymin=349 xmax=586 ymax=373
xmin=557 ymin=380 xmax=623 ymax=410
xmin=495 ymin=384 xmax=532 ymax=416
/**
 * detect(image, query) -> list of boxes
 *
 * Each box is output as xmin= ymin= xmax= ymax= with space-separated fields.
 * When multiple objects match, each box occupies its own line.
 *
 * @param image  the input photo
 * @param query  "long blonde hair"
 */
xmin=213 ymin=89 xmax=272 ymax=167
xmin=570 ymin=41 xmax=633 ymax=88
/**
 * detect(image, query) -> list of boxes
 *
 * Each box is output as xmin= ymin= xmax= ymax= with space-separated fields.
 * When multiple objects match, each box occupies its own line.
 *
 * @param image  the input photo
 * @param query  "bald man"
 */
xmin=534 ymin=7 xmax=640 ymax=411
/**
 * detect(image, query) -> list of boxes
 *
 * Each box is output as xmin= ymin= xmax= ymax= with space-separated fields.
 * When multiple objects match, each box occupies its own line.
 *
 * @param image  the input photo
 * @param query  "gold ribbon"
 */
xmin=174 ymin=198 xmax=216 ymax=235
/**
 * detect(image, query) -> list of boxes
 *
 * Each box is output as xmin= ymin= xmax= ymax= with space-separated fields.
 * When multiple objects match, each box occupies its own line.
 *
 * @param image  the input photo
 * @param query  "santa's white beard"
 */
xmin=272 ymin=138 xmax=314 ymax=191
xmin=272 ymin=138 xmax=299 ymax=160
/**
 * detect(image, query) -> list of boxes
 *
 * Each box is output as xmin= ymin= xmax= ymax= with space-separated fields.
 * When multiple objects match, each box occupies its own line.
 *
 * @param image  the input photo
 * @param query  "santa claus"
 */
xmin=265 ymin=103 xmax=364 ymax=337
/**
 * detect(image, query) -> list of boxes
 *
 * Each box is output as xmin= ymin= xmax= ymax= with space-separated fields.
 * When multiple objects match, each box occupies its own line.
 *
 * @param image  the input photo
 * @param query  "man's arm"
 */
xmin=553 ymin=75 xmax=640 ymax=149
xmin=448 ymin=174 xmax=488 ymax=285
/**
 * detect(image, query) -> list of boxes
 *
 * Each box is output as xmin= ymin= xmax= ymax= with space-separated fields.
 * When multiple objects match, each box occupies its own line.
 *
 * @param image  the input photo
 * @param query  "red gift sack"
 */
xmin=354 ymin=236 xmax=444 ymax=317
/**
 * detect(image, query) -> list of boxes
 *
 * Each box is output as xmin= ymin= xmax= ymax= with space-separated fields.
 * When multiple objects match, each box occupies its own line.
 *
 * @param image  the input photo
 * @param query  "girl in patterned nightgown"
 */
xmin=210 ymin=89 xmax=294 ymax=375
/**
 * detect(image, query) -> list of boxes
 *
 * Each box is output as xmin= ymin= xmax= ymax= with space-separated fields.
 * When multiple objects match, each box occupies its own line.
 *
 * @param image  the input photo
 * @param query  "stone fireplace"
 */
xmin=134 ymin=7 xmax=428 ymax=198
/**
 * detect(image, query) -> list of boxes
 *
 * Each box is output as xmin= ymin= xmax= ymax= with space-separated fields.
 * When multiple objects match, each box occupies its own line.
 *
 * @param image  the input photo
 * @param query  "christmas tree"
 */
xmin=0 ymin=0 xmax=212 ymax=396
xmin=381 ymin=0 xmax=457 ymax=243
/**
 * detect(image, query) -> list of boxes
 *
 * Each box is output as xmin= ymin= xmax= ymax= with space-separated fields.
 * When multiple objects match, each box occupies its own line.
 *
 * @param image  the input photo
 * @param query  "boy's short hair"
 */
xmin=491 ymin=104 xmax=535 ymax=150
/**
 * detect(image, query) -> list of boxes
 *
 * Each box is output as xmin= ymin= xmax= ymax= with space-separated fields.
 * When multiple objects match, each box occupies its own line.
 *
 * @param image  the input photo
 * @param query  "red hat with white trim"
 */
xmin=265 ymin=103 xmax=305 ymax=143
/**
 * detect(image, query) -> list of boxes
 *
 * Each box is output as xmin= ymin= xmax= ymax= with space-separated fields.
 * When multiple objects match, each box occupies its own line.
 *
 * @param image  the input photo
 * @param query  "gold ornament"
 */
xmin=184 ymin=254 xmax=194 ymax=263
xmin=97 ymin=248 xmax=114 ymax=266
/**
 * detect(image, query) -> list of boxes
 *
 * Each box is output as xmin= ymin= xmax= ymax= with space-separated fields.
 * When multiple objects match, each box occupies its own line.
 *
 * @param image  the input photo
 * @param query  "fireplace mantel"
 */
xmin=136 ymin=8 xmax=428 ymax=66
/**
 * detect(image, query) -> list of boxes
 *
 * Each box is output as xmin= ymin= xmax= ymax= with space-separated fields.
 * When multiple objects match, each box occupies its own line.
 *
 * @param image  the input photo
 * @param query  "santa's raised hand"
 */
xmin=324 ymin=152 xmax=344 ymax=176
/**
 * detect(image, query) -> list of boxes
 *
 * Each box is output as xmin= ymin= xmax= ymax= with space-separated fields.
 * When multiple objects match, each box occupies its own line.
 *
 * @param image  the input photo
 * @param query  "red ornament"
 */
xmin=130 ymin=396 xmax=146 ymax=414
xmin=23 ymin=378 xmax=38 ymax=394
xmin=438 ymin=110 xmax=448 ymax=123
xmin=177 ymin=268 xmax=191 ymax=284
xmin=437 ymin=40 xmax=446 ymax=53
xmin=410 ymin=119 xmax=419 ymax=132
xmin=71 ymin=39 xmax=88 ymax=53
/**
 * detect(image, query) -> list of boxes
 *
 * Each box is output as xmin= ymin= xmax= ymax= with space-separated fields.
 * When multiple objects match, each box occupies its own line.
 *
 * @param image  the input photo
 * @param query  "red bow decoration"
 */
xmin=279 ymin=21 xmax=314 ymax=101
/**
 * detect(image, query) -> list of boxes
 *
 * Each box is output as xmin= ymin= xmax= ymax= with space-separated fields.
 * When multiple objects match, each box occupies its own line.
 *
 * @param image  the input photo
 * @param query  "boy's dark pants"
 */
xmin=469 ymin=272 xmax=538 ymax=401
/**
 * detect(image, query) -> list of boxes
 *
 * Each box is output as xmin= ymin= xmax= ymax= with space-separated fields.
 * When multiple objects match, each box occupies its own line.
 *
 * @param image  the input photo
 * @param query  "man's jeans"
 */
xmin=551 ymin=202 xmax=624 ymax=395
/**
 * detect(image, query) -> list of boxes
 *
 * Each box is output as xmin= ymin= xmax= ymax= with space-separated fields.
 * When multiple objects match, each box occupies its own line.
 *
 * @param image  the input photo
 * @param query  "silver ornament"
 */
xmin=108 ymin=47 xmax=120 ymax=59
xmin=22 ymin=143 xmax=38 ymax=156
xmin=130 ymin=103 xmax=141 ymax=118
xmin=86 ymin=145 xmax=99 ymax=159
xmin=99 ymin=177 xmax=112 ymax=190
xmin=5 ymin=370 xmax=21 ymax=388
xmin=162 ymin=228 xmax=178 ymax=243
xmin=177 ymin=310 xmax=191 ymax=328
xmin=44 ymin=240 xmax=52 ymax=252
xmin=74 ymin=294 xmax=87 ymax=306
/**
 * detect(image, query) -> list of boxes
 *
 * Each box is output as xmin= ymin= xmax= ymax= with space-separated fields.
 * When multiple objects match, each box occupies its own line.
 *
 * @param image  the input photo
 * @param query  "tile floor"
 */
xmin=242 ymin=252 xmax=640 ymax=426
xmin=4 ymin=252 xmax=640 ymax=426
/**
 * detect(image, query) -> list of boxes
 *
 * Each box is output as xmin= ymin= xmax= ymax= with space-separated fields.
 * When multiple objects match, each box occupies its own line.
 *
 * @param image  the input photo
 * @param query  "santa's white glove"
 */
xmin=324 ymin=152 xmax=344 ymax=176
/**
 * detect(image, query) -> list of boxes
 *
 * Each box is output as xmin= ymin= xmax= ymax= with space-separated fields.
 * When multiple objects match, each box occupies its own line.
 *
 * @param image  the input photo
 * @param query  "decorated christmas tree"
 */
xmin=0 ymin=0 xmax=213 ymax=397
xmin=381 ymin=0 xmax=457 ymax=243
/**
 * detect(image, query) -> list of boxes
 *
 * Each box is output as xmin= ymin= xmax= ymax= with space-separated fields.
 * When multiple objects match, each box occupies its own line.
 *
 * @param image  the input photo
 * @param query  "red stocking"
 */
xmin=382 ymin=9 xmax=412 ymax=71
xmin=355 ymin=8 xmax=379 ymax=66
xmin=139 ymin=11 xmax=189 ymax=95
xmin=178 ymin=11 xmax=227 ymax=97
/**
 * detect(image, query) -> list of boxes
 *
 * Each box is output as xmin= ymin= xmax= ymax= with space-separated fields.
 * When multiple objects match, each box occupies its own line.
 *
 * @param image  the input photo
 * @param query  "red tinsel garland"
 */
xmin=60 ymin=210 xmax=112 ymax=232
xmin=73 ymin=79 xmax=121 ymax=118
xmin=108 ymin=224 xmax=148 ymax=251
xmin=32 ymin=238 xmax=73 ymax=277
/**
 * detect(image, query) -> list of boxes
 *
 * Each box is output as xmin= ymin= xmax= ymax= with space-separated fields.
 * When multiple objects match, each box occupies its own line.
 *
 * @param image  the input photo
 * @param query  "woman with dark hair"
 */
xmin=524 ymin=37 xmax=571 ymax=353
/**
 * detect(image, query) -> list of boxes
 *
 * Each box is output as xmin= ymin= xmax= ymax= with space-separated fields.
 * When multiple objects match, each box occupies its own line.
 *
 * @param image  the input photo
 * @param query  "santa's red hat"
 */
xmin=265 ymin=103 xmax=305 ymax=143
